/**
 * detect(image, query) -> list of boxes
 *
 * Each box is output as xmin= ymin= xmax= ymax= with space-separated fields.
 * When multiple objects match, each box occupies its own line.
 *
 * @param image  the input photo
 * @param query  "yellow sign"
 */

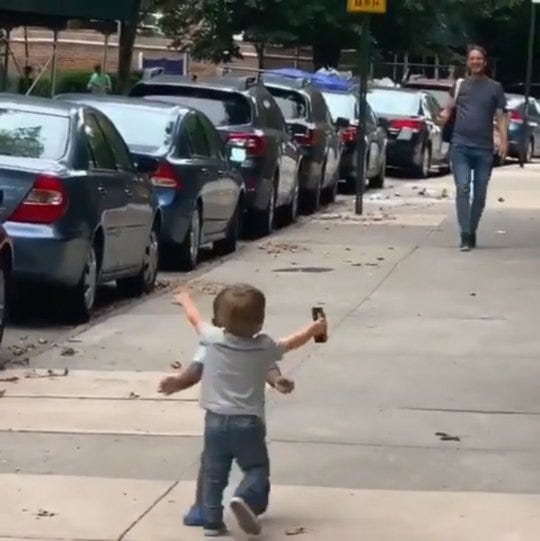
xmin=347 ymin=0 xmax=387 ymax=13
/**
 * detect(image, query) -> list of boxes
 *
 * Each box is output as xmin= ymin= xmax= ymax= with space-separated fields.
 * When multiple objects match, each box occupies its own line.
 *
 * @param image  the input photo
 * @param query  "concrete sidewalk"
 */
xmin=1 ymin=164 xmax=540 ymax=540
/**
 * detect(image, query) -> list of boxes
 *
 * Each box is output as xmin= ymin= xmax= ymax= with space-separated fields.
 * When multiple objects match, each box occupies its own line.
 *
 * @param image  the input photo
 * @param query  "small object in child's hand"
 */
xmin=311 ymin=307 xmax=327 ymax=343
xmin=170 ymin=361 xmax=183 ymax=370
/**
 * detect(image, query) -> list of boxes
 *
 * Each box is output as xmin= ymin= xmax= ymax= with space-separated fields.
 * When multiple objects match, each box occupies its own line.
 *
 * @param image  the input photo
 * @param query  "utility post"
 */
xmin=522 ymin=0 xmax=538 ymax=167
xmin=346 ymin=0 xmax=387 ymax=215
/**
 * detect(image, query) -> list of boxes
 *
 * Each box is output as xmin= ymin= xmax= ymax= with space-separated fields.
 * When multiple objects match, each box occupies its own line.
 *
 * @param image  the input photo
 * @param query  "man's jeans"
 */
xmin=451 ymin=145 xmax=494 ymax=235
xmin=203 ymin=411 xmax=270 ymax=527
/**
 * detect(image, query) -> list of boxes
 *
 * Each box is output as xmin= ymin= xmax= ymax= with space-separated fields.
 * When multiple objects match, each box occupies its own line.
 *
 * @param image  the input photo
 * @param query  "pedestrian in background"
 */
xmin=441 ymin=45 xmax=508 ymax=251
xmin=87 ymin=64 xmax=111 ymax=94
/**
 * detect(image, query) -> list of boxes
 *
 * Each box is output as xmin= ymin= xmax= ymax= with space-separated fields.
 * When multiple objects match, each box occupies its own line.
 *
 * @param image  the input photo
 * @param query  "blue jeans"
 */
xmin=451 ymin=145 xmax=494 ymax=235
xmin=203 ymin=411 xmax=270 ymax=527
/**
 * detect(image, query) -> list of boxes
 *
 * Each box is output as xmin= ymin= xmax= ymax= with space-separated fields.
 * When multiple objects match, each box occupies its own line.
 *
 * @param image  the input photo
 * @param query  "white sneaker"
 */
xmin=230 ymin=497 xmax=261 ymax=535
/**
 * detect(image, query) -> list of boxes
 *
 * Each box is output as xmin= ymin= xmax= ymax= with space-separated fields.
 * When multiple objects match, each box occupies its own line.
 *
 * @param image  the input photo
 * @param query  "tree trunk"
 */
xmin=117 ymin=17 xmax=139 ymax=95
xmin=312 ymin=40 xmax=341 ymax=71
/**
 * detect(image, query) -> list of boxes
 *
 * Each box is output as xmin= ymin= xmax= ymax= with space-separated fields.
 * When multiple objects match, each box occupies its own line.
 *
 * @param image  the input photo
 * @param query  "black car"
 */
xmin=0 ymin=223 xmax=13 ymax=343
xmin=367 ymin=87 xmax=448 ymax=177
xmin=57 ymin=94 xmax=244 ymax=270
xmin=0 ymin=95 xmax=161 ymax=321
xmin=130 ymin=75 xmax=301 ymax=236
xmin=320 ymin=89 xmax=387 ymax=190
xmin=262 ymin=75 xmax=342 ymax=212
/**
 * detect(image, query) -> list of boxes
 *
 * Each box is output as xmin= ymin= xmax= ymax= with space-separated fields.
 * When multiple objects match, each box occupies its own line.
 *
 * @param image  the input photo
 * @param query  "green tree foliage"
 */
xmin=152 ymin=0 xmax=535 ymax=82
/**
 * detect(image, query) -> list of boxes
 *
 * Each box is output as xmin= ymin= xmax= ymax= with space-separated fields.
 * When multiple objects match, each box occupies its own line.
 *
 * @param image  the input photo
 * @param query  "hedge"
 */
xmin=11 ymin=70 xmax=143 ymax=97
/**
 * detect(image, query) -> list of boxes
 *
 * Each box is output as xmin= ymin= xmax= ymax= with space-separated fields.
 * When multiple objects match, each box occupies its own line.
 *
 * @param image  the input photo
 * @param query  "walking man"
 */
xmin=443 ymin=45 xmax=508 ymax=251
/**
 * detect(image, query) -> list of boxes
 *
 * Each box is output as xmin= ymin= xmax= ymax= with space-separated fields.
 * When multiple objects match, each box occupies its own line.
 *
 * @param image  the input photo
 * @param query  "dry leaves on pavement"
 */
xmin=285 ymin=526 xmax=308 ymax=536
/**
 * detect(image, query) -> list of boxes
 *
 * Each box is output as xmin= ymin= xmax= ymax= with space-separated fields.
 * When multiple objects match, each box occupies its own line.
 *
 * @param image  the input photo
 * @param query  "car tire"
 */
xmin=215 ymin=201 xmax=241 ymax=255
xmin=117 ymin=227 xmax=159 ymax=297
xmin=369 ymin=155 xmax=386 ymax=189
xmin=526 ymin=139 xmax=534 ymax=163
xmin=415 ymin=146 xmax=431 ymax=178
xmin=255 ymin=182 xmax=276 ymax=237
xmin=178 ymin=207 xmax=201 ymax=271
xmin=0 ymin=262 xmax=8 ymax=344
xmin=71 ymin=244 xmax=98 ymax=323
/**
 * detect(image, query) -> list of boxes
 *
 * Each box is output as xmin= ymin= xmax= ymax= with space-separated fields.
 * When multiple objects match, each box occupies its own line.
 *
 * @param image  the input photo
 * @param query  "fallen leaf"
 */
xmin=470 ymin=293 xmax=477 ymax=297
xmin=37 ymin=338 xmax=48 ymax=345
xmin=0 ymin=376 xmax=19 ymax=383
xmin=61 ymin=347 xmax=77 ymax=356
xmin=36 ymin=509 xmax=56 ymax=518
xmin=498 ymin=197 xmax=505 ymax=203
xmin=376 ymin=257 xmax=385 ymax=261
xmin=286 ymin=527 xmax=307 ymax=536
xmin=128 ymin=392 xmax=140 ymax=399
xmin=67 ymin=338 xmax=82 ymax=344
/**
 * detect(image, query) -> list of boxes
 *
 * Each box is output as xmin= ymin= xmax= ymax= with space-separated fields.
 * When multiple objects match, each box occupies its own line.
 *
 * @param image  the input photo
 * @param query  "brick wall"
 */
xmin=5 ymin=28 xmax=312 ymax=80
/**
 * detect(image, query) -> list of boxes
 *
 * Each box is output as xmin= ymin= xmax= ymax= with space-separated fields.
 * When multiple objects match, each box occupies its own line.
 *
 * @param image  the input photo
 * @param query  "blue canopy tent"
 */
xmin=267 ymin=68 xmax=357 ymax=92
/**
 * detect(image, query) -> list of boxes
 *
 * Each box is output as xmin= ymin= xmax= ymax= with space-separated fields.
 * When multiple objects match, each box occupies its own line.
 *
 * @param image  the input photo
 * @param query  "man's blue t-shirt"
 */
xmin=452 ymin=77 xmax=506 ymax=150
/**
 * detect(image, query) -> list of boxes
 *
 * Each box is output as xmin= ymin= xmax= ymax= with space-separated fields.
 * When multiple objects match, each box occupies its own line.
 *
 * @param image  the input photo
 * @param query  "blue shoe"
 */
xmin=183 ymin=504 xmax=205 ymax=527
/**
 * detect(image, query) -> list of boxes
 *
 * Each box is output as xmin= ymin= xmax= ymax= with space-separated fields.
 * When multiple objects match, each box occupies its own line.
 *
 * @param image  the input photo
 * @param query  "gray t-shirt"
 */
xmin=195 ymin=323 xmax=284 ymax=418
xmin=452 ymin=77 xmax=506 ymax=150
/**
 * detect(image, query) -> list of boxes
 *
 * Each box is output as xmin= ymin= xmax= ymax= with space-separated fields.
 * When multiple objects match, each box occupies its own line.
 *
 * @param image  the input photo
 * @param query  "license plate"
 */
xmin=230 ymin=147 xmax=247 ymax=162
xmin=397 ymin=130 xmax=413 ymax=141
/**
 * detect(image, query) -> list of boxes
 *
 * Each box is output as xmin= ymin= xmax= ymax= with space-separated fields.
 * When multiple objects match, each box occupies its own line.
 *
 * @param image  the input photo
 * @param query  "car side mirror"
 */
xmin=135 ymin=155 xmax=159 ymax=175
xmin=335 ymin=117 xmax=350 ymax=129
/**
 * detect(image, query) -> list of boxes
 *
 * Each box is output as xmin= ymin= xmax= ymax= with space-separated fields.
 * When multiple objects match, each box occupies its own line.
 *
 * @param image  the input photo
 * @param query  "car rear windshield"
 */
xmin=91 ymin=103 xmax=176 ymax=153
xmin=506 ymin=96 xmax=524 ymax=110
xmin=0 ymin=109 xmax=69 ymax=159
xmin=266 ymin=87 xmax=308 ymax=120
xmin=367 ymin=90 xmax=420 ymax=117
xmin=134 ymin=85 xmax=252 ymax=126
xmin=322 ymin=92 xmax=357 ymax=122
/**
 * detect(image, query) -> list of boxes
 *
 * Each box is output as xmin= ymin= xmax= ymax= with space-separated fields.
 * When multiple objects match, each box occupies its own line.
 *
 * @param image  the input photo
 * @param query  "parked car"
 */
xmin=57 ymin=94 xmax=244 ymax=269
xmin=367 ymin=87 xmax=448 ymax=177
xmin=0 ymin=95 xmax=161 ymax=321
xmin=505 ymin=94 xmax=540 ymax=162
xmin=262 ymin=74 xmax=342 ymax=212
xmin=0 ymin=223 xmax=13 ymax=343
xmin=130 ymin=75 xmax=301 ymax=235
xmin=320 ymin=88 xmax=387 ymax=190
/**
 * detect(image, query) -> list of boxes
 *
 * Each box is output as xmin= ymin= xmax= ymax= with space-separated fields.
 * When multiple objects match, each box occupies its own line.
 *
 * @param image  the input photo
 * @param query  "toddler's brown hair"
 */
xmin=213 ymin=284 xmax=266 ymax=338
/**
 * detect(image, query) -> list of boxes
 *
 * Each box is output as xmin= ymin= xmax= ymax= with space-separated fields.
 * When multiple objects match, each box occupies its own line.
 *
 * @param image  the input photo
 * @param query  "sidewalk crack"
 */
xmin=117 ymin=480 xmax=178 ymax=541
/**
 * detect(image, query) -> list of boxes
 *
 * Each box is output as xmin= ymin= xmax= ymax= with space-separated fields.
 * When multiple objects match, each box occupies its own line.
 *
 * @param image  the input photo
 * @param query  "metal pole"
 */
xmin=102 ymin=33 xmax=110 ymax=92
xmin=355 ymin=14 xmax=370 ymax=215
xmin=2 ymin=29 xmax=11 ymax=91
xmin=521 ymin=0 xmax=537 ymax=167
xmin=50 ymin=30 xmax=58 ymax=97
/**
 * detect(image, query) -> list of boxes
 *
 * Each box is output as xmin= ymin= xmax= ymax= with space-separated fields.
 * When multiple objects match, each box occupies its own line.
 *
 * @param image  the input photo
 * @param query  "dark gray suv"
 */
xmin=131 ymin=75 xmax=301 ymax=236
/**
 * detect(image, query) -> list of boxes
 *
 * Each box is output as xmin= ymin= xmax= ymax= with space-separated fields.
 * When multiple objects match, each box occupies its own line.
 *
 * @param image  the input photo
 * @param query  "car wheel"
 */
xmin=286 ymin=179 xmax=300 ymax=224
xmin=71 ymin=244 xmax=98 ymax=322
xmin=215 ymin=201 xmax=241 ymax=255
xmin=0 ymin=262 xmax=7 ymax=344
xmin=117 ymin=228 xmax=159 ymax=297
xmin=416 ymin=146 xmax=431 ymax=178
xmin=327 ymin=174 xmax=339 ymax=203
xmin=369 ymin=154 xmax=386 ymax=189
xmin=178 ymin=207 xmax=201 ymax=270
xmin=526 ymin=139 xmax=534 ymax=162
xmin=256 ymin=183 xmax=276 ymax=237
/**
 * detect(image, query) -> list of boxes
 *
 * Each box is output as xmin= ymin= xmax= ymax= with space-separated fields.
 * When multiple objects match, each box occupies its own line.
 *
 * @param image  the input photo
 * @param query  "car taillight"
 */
xmin=227 ymin=132 xmax=267 ymax=157
xmin=294 ymin=129 xmax=316 ymax=146
xmin=340 ymin=126 xmax=358 ymax=143
xmin=389 ymin=119 xmax=425 ymax=132
xmin=9 ymin=173 xmax=68 ymax=224
xmin=151 ymin=161 xmax=181 ymax=189
xmin=509 ymin=110 xmax=524 ymax=124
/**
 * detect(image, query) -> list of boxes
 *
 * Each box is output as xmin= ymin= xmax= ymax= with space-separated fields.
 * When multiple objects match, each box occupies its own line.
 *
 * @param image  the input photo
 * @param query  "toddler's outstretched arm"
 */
xmin=159 ymin=362 xmax=203 ymax=395
xmin=279 ymin=317 xmax=327 ymax=352
xmin=172 ymin=288 xmax=205 ymax=333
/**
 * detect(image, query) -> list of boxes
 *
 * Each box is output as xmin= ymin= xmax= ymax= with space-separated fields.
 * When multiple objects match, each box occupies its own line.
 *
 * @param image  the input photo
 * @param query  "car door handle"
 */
xmin=97 ymin=185 xmax=107 ymax=196
xmin=125 ymin=187 xmax=134 ymax=197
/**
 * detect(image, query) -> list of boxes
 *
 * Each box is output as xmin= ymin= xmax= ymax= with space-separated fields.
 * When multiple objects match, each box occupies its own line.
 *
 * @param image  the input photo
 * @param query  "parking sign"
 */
xmin=347 ymin=0 xmax=387 ymax=13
